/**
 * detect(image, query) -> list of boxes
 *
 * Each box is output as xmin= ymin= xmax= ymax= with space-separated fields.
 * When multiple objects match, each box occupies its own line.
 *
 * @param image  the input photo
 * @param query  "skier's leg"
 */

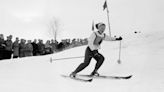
xmin=72 ymin=57 xmax=91 ymax=74
xmin=71 ymin=47 xmax=92 ymax=75
xmin=91 ymin=53 xmax=105 ymax=75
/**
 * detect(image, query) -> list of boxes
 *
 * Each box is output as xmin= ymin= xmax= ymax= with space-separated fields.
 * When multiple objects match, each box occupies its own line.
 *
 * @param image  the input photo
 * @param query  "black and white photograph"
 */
xmin=0 ymin=0 xmax=163 ymax=92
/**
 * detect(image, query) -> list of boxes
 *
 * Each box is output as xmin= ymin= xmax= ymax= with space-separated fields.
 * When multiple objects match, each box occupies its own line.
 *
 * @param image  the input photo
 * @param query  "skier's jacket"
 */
xmin=88 ymin=31 xmax=116 ymax=51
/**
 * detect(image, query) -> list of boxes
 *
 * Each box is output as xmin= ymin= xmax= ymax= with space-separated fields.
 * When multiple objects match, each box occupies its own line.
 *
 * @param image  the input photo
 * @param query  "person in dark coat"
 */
xmin=24 ymin=40 xmax=33 ymax=56
xmin=57 ymin=42 xmax=64 ymax=51
xmin=12 ymin=37 xmax=20 ymax=58
xmin=37 ymin=39 xmax=45 ymax=55
xmin=0 ymin=34 xmax=6 ymax=60
xmin=50 ymin=39 xmax=58 ymax=52
xmin=31 ymin=39 xmax=39 ymax=56
xmin=4 ymin=35 xmax=13 ymax=59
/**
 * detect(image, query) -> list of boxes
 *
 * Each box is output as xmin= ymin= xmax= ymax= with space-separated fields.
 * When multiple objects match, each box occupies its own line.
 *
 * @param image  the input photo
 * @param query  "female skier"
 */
xmin=70 ymin=22 xmax=122 ymax=77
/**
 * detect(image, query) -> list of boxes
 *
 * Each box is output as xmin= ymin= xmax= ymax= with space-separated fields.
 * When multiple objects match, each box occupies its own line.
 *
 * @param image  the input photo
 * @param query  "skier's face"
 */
xmin=98 ymin=25 xmax=106 ymax=34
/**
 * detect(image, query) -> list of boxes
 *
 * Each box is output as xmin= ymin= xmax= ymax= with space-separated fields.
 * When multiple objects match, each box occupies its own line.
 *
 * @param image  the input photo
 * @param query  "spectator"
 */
xmin=71 ymin=38 xmax=76 ymax=46
xmin=0 ymin=34 xmax=5 ymax=60
xmin=12 ymin=37 xmax=19 ymax=58
xmin=31 ymin=39 xmax=39 ymax=56
xmin=50 ymin=39 xmax=58 ymax=52
xmin=57 ymin=41 xmax=64 ymax=51
xmin=80 ymin=39 xmax=83 ymax=45
xmin=45 ymin=40 xmax=53 ymax=54
xmin=37 ymin=39 xmax=45 ymax=55
xmin=66 ymin=39 xmax=71 ymax=47
xmin=25 ymin=40 xmax=33 ymax=56
xmin=4 ymin=35 xmax=13 ymax=59
xmin=19 ymin=39 xmax=26 ymax=58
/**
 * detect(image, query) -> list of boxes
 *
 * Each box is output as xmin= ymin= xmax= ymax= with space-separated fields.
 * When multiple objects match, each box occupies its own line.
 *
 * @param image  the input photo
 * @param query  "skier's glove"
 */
xmin=116 ymin=36 xmax=123 ymax=41
xmin=92 ymin=50 xmax=99 ymax=57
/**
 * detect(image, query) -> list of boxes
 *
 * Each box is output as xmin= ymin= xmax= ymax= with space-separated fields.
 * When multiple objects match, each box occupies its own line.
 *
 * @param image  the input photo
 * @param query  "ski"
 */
xmin=78 ymin=74 xmax=132 ymax=79
xmin=61 ymin=75 xmax=93 ymax=82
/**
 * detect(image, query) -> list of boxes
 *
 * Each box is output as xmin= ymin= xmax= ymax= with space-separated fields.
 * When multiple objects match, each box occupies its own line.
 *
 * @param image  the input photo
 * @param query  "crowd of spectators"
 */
xmin=0 ymin=34 xmax=88 ymax=60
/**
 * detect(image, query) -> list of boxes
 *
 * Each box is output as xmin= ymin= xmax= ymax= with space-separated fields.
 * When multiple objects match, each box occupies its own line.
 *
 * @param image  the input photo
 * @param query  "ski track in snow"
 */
xmin=0 ymin=31 xmax=164 ymax=92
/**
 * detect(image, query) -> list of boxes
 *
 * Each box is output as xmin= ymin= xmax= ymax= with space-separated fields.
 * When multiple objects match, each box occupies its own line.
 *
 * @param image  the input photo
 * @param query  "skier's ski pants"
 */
xmin=73 ymin=46 xmax=104 ymax=74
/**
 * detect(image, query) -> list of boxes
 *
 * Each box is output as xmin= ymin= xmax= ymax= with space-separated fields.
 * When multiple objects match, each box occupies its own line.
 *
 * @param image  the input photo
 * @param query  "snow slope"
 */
xmin=0 ymin=31 xmax=164 ymax=92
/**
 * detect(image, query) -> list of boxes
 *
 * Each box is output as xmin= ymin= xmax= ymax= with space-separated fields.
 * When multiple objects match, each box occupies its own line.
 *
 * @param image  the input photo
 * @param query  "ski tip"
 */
xmin=88 ymin=79 xmax=93 ymax=82
xmin=126 ymin=75 xmax=133 ymax=79
xmin=129 ymin=75 xmax=133 ymax=77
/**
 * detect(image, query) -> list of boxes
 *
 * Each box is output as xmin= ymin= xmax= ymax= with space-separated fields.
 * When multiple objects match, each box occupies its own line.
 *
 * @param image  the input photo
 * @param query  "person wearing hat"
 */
xmin=19 ymin=39 xmax=26 ymax=58
xmin=0 ymin=34 xmax=5 ymax=60
xmin=4 ymin=36 xmax=13 ymax=59
xmin=12 ymin=37 xmax=20 ymax=58
xmin=70 ymin=22 xmax=122 ymax=77
xmin=25 ymin=40 xmax=33 ymax=57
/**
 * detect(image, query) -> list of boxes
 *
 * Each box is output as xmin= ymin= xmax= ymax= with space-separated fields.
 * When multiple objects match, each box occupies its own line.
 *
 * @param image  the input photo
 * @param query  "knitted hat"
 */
xmin=95 ymin=22 xmax=105 ymax=29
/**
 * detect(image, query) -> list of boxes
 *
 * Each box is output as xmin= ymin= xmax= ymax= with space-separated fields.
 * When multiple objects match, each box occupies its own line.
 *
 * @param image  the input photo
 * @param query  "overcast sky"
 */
xmin=0 ymin=0 xmax=163 ymax=41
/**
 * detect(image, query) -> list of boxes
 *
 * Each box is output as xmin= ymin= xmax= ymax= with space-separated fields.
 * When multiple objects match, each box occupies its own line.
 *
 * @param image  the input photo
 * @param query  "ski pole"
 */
xmin=117 ymin=41 xmax=122 ymax=64
xmin=50 ymin=56 xmax=84 ymax=63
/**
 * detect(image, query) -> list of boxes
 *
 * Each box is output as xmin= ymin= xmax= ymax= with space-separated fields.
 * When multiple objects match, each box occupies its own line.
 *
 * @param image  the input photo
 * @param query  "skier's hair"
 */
xmin=95 ymin=23 xmax=105 ymax=29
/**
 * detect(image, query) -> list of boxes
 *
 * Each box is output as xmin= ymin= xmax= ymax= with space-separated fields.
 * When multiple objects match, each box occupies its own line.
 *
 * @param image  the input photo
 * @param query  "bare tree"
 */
xmin=47 ymin=17 xmax=60 ymax=41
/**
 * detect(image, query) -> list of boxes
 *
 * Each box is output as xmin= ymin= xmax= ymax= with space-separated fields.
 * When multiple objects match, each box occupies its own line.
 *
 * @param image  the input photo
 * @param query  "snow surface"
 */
xmin=0 ymin=31 xmax=164 ymax=92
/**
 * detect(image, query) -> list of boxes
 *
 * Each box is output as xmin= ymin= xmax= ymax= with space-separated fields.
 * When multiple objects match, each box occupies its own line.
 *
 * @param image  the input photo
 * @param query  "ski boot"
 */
xmin=90 ymin=71 xmax=100 ymax=77
xmin=69 ymin=72 xmax=76 ymax=78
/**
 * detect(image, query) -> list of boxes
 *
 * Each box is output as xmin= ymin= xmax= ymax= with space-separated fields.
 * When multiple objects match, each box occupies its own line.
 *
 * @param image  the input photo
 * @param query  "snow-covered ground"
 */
xmin=0 ymin=31 xmax=164 ymax=92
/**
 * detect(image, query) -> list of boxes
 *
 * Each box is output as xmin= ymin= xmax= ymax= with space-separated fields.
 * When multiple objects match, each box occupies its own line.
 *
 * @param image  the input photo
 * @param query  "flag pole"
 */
xmin=105 ymin=0 xmax=111 ymax=37
xmin=107 ymin=8 xmax=111 ymax=37
xmin=92 ymin=20 xmax=94 ymax=31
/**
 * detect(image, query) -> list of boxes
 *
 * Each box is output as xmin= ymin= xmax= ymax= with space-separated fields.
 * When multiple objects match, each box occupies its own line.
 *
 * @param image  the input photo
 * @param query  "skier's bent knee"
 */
xmin=100 ymin=55 xmax=105 ymax=62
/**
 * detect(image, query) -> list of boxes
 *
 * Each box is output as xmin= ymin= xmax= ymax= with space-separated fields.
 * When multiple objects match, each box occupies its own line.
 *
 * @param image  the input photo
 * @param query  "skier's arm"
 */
xmin=104 ymin=34 xmax=122 ymax=41
xmin=103 ymin=34 xmax=117 ymax=41
xmin=88 ymin=32 xmax=96 ymax=51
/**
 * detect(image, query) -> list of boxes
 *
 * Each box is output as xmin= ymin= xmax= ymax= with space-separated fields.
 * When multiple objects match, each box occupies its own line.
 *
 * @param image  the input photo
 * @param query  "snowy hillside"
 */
xmin=0 ymin=31 xmax=164 ymax=92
